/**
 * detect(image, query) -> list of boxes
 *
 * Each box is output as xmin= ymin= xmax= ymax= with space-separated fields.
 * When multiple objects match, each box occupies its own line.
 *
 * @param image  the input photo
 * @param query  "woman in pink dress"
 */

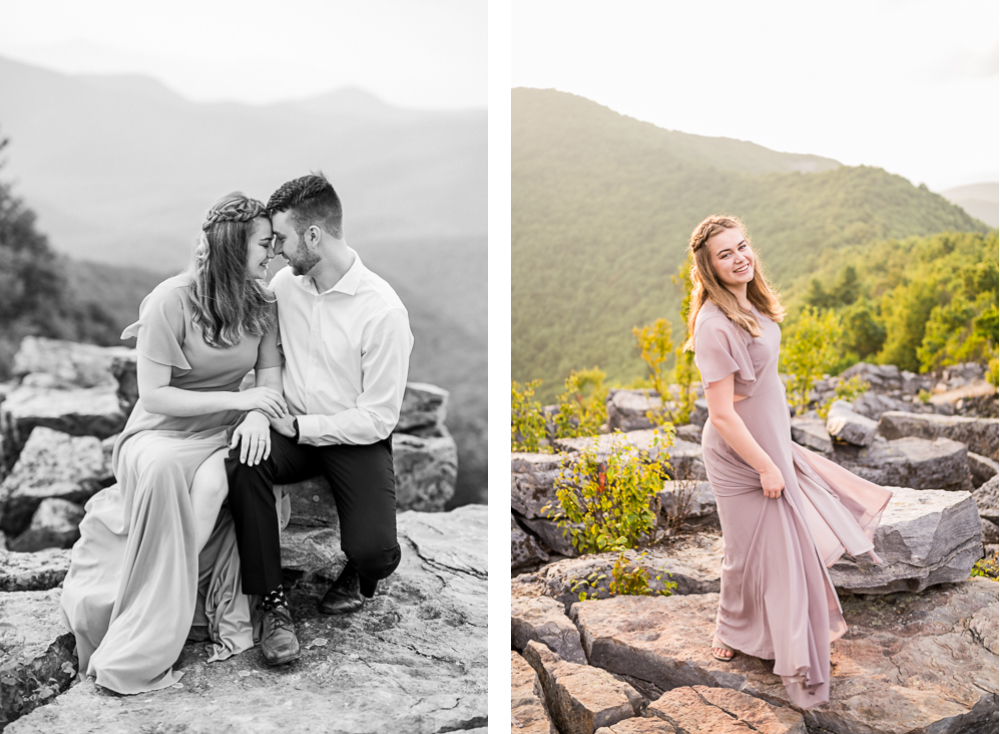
xmin=60 ymin=192 xmax=289 ymax=694
xmin=685 ymin=214 xmax=893 ymax=709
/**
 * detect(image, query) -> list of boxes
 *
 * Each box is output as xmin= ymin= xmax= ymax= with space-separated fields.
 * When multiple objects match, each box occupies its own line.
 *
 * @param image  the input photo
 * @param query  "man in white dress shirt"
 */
xmin=226 ymin=173 xmax=413 ymax=665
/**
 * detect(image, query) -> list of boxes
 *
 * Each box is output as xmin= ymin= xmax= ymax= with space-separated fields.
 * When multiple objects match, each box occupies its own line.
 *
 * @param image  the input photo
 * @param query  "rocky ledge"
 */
xmin=2 ymin=505 xmax=487 ymax=733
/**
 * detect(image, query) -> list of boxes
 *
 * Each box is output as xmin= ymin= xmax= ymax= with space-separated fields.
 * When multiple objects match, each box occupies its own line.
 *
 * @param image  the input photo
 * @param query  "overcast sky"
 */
xmin=513 ymin=0 xmax=998 ymax=191
xmin=0 ymin=0 xmax=486 ymax=110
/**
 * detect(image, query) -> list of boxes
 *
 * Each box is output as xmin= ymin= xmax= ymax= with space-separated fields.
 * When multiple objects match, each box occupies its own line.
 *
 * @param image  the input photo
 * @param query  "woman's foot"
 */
xmin=711 ymin=635 xmax=735 ymax=662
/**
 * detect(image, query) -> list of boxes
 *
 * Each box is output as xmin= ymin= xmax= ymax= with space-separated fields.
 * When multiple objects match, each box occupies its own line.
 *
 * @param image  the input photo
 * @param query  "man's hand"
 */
xmin=231 ymin=410 xmax=272 ymax=465
xmin=270 ymin=412 xmax=296 ymax=439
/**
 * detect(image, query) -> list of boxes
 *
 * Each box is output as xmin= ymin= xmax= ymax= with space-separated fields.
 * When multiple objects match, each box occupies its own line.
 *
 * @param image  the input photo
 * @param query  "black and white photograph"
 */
xmin=0 ymin=1 xmax=487 ymax=730
xmin=510 ymin=2 xmax=999 ymax=733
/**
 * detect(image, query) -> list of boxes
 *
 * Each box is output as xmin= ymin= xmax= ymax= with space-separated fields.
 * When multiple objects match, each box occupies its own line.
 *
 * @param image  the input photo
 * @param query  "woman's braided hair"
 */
xmin=188 ymin=192 xmax=275 ymax=348
xmin=682 ymin=214 xmax=784 ymax=351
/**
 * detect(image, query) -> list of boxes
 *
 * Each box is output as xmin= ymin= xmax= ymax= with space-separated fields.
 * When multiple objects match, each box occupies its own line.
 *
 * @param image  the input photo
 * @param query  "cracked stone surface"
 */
xmin=877 ymin=411 xmax=999 ymax=461
xmin=523 ymin=640 xmax=643 ymax=734
xmin=5 ymin=505 xmax=486 ymax=734
xmin=512 ymin=651 xmax=557 ymax=734
xmin=0 ymin=428 xmax=113 ymax=537
xmin=595 ymin=719 xmax=680 ymax=734
xmin=512 ymin=595 xmax=587 ymax=664
xmin=512 ymin=534 xmax=724 ymax=611
xmin=570 ymin=579 xmax=998 ymax=734
xmin=828 ymin=487 xmax=984 ymax=594
xmin=647 ymin=685 xmax=806 ymax=734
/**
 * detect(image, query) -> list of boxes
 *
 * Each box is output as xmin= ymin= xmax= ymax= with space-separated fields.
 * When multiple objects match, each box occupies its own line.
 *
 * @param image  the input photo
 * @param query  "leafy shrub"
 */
xmin=780 ymin=307 xmax=843 ymax=415
xmin=511 ymin=379 xmax=549 ymax=453
xmin=545 ymin=428 xmax=674 ymax=554
xmin=569 ymin=551 xmax=677 ymax=601
xmin=633 ymin=316 xmax=697 ymax=426
xmin=970 ymin=550 xmax=998 ymax=581
xmin=554 ymin=368 xmax=608 ymax=439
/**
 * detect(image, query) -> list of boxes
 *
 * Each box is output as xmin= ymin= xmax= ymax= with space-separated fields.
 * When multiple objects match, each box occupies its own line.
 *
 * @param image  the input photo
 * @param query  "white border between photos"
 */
xmin=487 ymin=0 xmax=513 ymax=726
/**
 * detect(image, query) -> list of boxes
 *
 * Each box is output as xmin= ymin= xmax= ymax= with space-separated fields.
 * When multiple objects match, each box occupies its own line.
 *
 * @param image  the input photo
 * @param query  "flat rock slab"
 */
xmin=571 ymin=579 xmax=999 ymax=734
xmin=396 ymin=382 xmax=448 ymax=433
xmin=0 ymin=386 xmax=126 ymax=455
xmin=512 ymin=651 xmax=557 ymax=734
xmin=0 ymin=428 xmax=112 ymax=536
xmin=0 ymin=589 xmax=78 ymax=728
xmin=877 ymin=411 xmax=999 ymax=461
xmin=834 ymin=436 xmax=971 ymax=492
xmin=595 ymin=718 xmax=680 ymax=734
xmin=512 ymin=533 xmax=724 ymax=611
xmin=524 ymin=640 xmax=643 ymax=734
xmin=829 ymin=487 xmax=984 ymax=594
xmin=6 ymin=505 xmax=487 ymax=734
xmin=648 ymin=685 xmax=805 ymax=734
xmin=0 ymin=549 xmax=72 ymax=592
xmin=512 ymin=595 xmax=587 ymax=664
xmin=790 ymin=417 xmax=833 ymax=456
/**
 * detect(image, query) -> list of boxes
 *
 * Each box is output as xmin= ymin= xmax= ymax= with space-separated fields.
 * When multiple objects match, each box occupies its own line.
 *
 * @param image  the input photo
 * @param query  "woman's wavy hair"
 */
xmin=187 ymin=192 xmax=276 ymax=348
xmin=683 ymin=214 xmax=784 ymax=350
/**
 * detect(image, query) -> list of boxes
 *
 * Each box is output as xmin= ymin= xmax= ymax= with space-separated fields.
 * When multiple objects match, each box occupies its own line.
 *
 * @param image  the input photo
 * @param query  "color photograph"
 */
xmin=510 ymin=2 xmax=999 ymax=732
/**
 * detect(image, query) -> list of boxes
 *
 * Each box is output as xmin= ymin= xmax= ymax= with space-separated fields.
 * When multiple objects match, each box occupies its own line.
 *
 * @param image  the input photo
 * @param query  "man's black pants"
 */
xmin=225 ymin=431 xmax=401 ymax=595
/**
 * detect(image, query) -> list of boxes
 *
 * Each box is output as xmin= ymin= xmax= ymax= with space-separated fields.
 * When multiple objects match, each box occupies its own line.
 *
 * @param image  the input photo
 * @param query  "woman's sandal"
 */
xmin=711 ymin=635 xmax=736 ymax=662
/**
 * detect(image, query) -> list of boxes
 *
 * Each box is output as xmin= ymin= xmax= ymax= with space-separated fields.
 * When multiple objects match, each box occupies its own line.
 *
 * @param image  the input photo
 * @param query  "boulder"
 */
xmin=0 ymin=549 xmax=72 ymax=592
xmin=849 ymin=392 xmax=911 ymax=421
xmin=279 ymin=525 xmax=345 ymax=585
xmin=789 ymin=416 xmax=833 ymax=455
xmin=512 ymin=595 xmax=587 ymax=664
xmin=0 ymin=385 xmax=126 ymax=455
xmin=8 ymin=499 xmax=85 ymax=552
xmin=877 ymin=411 xmax=999 ymax=461
xmin=513 ymin=512 xmax=551 ymax=571
xmin=839 ymin=362 xmax=902 ymax=392
xmin=511 ymin=533 xmax=724 ymax=611
xmin=396 ymin=382 xmax=448 ymax=433
xmin=391 ymin=431 xmax=458 ymax=511
xmin=11 ymin=337 xmax=133 ymax=389
xmin=968 ymin=452 xmax=999 ymax=486
xmin=0 ymin=589 xmax=78 ymax=729
xmin=973 ymin=476 xmax=999 ymax=522
xmin=825 ymin=400 xmax=877 ymax=447
xmin=674 ymin=424 xmax=702 ymax=444
xmin=523 ymin=640 xmax=643 ymax=734
xmin=833 ymin=436 xmax=972 ymax=492
xmin=606 ymin=389 xmax=659 ymax=433
xmin=689 ymin=399 xmax=708 ymax=429
xmin=110 ymin=355 xmax=139 ymax=415
xmin=982 ymin=518 xmax=999 ymax=545
xmin=0 ymin=428 xmax=113 ymax=536
xmin=571 ymin=580 xmax=999 ymax=734
xmin=7 ymin=506 xmax=487 ymax=734
xmin=829 ymin=487 xmax=983 ymax=594
xmin=511 ymin=452 xmax=562 ymax=520
xmin=658 ymin=480 xmax=717 ymax=528
xmin=519 ymin=515 xmax=576 ymax=557
xmin=647 ymin=686 xmax=805 ymax=734
xmin=512 ymin=651 xmax=558 ymax=734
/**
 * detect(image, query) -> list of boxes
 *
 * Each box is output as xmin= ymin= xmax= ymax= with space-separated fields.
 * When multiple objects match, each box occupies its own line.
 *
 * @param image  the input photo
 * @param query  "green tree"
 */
xmin=780 ymin=307 xmax=843 ymax=414
xmin=511 ymin=379 xmax=549 ymax=452
xmin=554 ymin=368 xmax=608 ymax=439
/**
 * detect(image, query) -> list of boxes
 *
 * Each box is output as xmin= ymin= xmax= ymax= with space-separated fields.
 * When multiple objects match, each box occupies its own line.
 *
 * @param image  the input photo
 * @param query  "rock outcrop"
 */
xmin=512 ymin=651 xmax=558 ymax=734
xmin=512 ymin=595 xmax=587 ymax=664
xmin=877 ymin=411 xmax=999 ymax=461
xmin=647 ymin=685 xmax=806 ymax=734
xmin=571 ymin=580 xmax=998 ymax=734
xmin=4 ymin=505 xmax=487 ymax=734
xmin=832 ymin=436 xmax=972 ymax=492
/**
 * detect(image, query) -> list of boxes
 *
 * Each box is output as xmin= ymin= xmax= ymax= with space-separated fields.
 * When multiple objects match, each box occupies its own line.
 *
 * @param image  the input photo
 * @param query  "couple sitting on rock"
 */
xmin=59 ymin=173 xmax=414 ymax=694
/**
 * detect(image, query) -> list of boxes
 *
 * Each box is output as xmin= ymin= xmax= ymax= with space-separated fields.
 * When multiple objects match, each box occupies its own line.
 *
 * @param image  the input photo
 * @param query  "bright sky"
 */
xmin=513 ymin=0 xmax=999 ymax=191
xmin=0 ymin=0 xmax=486 ymax=110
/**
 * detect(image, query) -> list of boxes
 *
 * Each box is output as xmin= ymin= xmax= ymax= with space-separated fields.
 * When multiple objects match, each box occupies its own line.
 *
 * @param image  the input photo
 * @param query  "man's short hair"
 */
xmin=266 ymin=172 xmax=343 ymax=239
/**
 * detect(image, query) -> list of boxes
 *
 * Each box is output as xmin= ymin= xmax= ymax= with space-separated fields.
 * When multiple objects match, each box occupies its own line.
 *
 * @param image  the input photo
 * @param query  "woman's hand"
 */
xmin=231 ymin=411 xmax=271 ymax=465
xmin=233 ymin=387 xmax=287 ymax=420
xmin=760 ymin=465 xmax=784 ymax=499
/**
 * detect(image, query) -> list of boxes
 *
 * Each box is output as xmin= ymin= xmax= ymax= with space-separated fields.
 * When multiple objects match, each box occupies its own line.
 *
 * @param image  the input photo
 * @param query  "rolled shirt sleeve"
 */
xmin=296 ymin=307 xmax=413 ymax=446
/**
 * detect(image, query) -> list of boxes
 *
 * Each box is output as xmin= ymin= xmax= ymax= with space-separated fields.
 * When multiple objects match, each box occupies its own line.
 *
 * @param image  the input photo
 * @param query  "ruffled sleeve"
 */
xmin=254 ymin=301 xmax=283 ymax=370
xmin=693 ymin=312 xmax=756 ymax=391
xmin=121 ymin=284 xmax=192 ymax=371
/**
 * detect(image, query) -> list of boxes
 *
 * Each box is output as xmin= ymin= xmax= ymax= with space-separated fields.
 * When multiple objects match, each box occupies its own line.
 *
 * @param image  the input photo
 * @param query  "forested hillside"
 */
xmin=512 ymin=88 xmax=990 ymax=400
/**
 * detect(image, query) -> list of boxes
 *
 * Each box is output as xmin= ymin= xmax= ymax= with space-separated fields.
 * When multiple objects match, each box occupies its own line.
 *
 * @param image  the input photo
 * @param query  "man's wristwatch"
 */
xmin=292 ymin=417 xmax=300 ymax=442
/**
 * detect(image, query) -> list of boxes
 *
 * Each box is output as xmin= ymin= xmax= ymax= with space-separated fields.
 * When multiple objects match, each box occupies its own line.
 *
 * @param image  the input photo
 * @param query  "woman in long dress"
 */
xmin=60 ymin=192 xmax=288 ymax=694
xmin=686 ymin=214 xmax=893 ymax=709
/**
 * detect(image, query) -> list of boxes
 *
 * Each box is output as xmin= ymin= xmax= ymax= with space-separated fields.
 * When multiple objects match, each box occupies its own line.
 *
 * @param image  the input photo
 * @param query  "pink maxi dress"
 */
xmin=693 ymin=300 xmax=893 ymax=709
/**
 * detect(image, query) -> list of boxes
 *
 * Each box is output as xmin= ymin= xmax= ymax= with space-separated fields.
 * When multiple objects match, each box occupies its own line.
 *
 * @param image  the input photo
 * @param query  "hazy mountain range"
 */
xmin=0 ymin=56 xmax=487 ymax=504
xmin=512 ymin=87 xmax=991 ymax=400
